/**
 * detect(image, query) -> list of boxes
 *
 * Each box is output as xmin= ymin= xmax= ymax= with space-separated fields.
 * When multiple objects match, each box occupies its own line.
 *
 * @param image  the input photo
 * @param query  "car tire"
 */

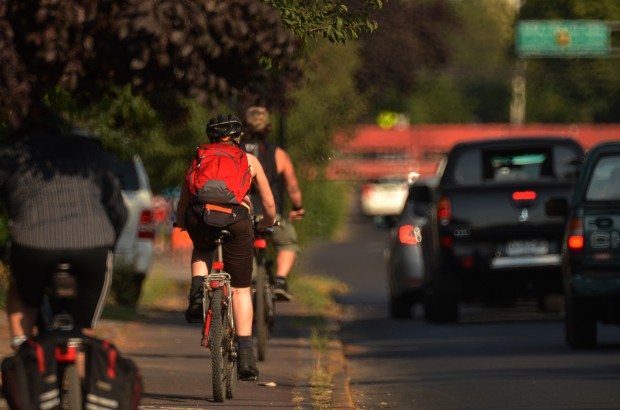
xmin=390 ymin=294 xmax=413 ymax=319
xmin=424 ymin=287 xmax=459 ymax=323
xmin=113 ymin=272 xmax=146 ymax=307
xmin=565 ymin=294 xmax=596 ymax=349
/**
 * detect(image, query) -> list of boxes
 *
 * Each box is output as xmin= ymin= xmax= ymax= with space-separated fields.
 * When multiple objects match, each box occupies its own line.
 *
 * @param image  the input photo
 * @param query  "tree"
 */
xmin=406 ymin=0 xmax=517 ymax=123
xmin=518 ymin=0 xmax=620 ymax=123
xmin=0 ymin=0 xmax=382 ymax=129
xmin=355 ymin=0 xmax=457 ymax=120
xmin=265 ymin=0 xmax=382 ymax=44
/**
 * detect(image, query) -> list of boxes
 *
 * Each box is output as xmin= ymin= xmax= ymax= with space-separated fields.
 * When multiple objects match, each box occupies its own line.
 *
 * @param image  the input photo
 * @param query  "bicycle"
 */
xmin=200 ymin=229 xmax=238 ymax=403
xmin=38 ymin=262 xmax=83 ymax=410
xmin=251 ymin=218 xmax=277 ymax=362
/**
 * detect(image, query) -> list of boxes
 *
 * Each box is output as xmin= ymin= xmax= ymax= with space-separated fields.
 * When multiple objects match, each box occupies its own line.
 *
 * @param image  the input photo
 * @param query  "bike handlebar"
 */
xmin=252 ymin=217 xmax=280 ymax=234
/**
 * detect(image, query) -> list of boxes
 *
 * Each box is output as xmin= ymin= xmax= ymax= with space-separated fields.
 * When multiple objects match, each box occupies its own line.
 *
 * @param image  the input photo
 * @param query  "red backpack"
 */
xmin=185 ymin=143 xmax=252 ymax=227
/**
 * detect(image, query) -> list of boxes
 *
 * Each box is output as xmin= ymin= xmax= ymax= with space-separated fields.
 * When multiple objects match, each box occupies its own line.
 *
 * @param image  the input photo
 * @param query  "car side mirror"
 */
xmin=546 ymin=197 xmax=569 ymax=217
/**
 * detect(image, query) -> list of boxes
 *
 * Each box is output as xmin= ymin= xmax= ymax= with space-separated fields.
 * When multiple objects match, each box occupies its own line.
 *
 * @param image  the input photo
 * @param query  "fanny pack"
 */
xmin=193 ymin=203 xmax=248 ymax=228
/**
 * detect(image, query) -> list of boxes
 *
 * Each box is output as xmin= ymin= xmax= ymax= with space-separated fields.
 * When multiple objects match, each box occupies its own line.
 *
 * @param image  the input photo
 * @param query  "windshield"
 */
xmin=585 ymin=155 xmax=620 ymax=200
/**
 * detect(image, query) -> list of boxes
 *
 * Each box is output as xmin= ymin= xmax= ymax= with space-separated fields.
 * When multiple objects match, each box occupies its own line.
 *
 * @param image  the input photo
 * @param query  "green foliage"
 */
xmin=74 ymin=86 xmax=162 ymax=157
xmin=265 ymin=0 xmax=382 ymax=44
xmin=519 ymin=0 xmax=620 ymax=123
xmin=0 ymin=1 xmax=302 ymax=128
xmin=403 ymin=0 xmax=515 ymax=124
xmin=355 ymin=0 xmax=458 ymax=118
xmin=266 ymin=41 xmax=365 ymax=247
xmin=294 ymin=179 xmax=351 ymax=247
xmin=407 ymin=72 xmax=476 ymax=124
xmin=281 ymin=40 xmax=368 ymax=168
xmin=109 ymin=259 xmax=141 ymax=307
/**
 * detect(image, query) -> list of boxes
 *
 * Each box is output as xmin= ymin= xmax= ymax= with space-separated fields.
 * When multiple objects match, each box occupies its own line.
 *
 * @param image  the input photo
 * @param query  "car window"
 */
xmin=482 ymin=149 xmax=553 ymax=182
xmin=585 ymin=155 xmax=620 ymax=200
xmin=111 ymin=158 xmax=140 ymax=191
xmin=451 ymin=144 xmax=580 ymax=185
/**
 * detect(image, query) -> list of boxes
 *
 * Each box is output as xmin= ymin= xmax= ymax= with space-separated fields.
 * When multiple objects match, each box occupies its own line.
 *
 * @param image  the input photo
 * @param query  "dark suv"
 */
xmin=558 ymin=141 xmax=620 ymax=348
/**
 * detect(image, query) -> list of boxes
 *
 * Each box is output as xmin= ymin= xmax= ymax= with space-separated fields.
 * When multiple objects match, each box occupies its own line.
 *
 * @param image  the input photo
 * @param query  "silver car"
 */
xmin=110 ymin=153 xmax=155 ymax=306
xmin=384 ymin=177 xmax=437 ymax=318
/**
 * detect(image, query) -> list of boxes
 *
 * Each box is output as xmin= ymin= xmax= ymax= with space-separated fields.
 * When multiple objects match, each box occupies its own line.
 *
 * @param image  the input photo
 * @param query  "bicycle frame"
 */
xmin=252 ymin=230 xmax=276 ymax=362
xmin=39 ymin=263 xmax=83 ymax=410
xmin=200 ymin=269 xmax=232 ymax=349
xmin=199 ymin=231 xmax=238 ymax=402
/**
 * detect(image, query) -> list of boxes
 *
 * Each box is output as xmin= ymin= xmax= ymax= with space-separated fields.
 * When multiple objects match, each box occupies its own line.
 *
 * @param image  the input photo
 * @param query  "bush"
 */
xmin=110 ymin=260 xmax=144 ymax=308
xmin=294 ymin=178 xmax=351 ymax=248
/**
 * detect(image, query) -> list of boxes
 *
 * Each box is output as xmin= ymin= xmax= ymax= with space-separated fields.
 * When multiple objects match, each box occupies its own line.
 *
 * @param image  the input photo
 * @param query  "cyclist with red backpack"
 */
xmin=175 ymin=114 xmax=276 ymax=380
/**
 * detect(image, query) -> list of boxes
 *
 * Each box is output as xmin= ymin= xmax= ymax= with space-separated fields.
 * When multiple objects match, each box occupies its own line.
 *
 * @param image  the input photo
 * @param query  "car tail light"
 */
xmin=461 ymin=256 xmax=474 ymax=269
xmin=398 ymin=225 xmax=421 ymax=245
xmin=138 ymin=209 xmax=155 ymax=240
xmin=440 ymin=235 xmax=453 ymax=249
xmin=437 ymin=197 xmax=451 ymax=225
xmin=361 ymin=184 xmax=374 ymax=196
xmin=512 ymin=190 xmax=537 ymax=208
xmin=567 ymin=215 xmax=584 ymax=253
xmin=512 ymin=191 xmax=536 ymax=201
xmin=254 ymin=238 xmax=268 ymax=249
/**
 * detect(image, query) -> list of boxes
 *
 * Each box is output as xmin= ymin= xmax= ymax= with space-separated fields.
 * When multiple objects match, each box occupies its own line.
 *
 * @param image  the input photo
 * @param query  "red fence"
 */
xmin=327 ymin=124 xmax=620 ymax=180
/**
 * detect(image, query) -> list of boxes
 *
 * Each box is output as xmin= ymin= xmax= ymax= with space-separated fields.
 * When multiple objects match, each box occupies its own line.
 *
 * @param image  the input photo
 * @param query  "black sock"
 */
xmin=190 ymin=276 xmax=204 ymax=294
xmin=237 ymin=336 xmax=253 ymax=350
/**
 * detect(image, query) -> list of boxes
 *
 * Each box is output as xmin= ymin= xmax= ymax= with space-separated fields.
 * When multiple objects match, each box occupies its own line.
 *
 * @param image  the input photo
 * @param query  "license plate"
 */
xmin=505 ymin=240 xmax=549 ymax=256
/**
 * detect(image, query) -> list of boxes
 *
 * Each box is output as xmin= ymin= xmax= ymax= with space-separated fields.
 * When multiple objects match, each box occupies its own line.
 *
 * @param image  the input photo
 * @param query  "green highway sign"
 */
xmin=516 ymin=20 xmax=610 ymax=57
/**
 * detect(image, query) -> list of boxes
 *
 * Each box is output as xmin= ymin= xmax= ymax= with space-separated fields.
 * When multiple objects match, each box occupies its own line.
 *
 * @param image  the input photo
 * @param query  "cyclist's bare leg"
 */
xmin=275 ymin=249 xmax=296 ymax=278
xmin=6 ymin=282 xmax=35 ymax=350
xmin=274 ymin=250 xmax=296 ymax=301
xmin=232 ymin=286 xmax=253 ymax=336
xmin=191 ymin=248 xmax=213 ymax=276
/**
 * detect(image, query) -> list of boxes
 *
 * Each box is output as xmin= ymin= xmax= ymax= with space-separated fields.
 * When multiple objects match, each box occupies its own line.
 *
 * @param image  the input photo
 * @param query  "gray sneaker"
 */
xmin=273 ymin=277 xmax=292 ymax=302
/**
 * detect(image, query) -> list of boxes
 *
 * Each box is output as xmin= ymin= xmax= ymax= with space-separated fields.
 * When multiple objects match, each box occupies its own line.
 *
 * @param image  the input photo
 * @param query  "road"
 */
xmin=0 ymin=250 xmax=349 ymax=409
xmin=3 ymin=200 xmax=620 ymax=409
xmin=302 ymin=201 xmax=620 ymax=410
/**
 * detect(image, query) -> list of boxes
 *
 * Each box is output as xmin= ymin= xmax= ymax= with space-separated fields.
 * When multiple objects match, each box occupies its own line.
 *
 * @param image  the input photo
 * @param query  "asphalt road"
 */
xmin=311 ymin=201 xmax=620 ymax=410
xmin=0 ymin=250 xmax=352 ymax=409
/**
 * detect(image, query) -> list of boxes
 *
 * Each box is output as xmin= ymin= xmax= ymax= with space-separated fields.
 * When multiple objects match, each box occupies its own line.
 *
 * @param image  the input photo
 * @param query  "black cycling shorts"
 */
xmin=9 ymin=244 xmax=113 ymax=329
xmin=185 ymin=208 xmax=254 ymax=288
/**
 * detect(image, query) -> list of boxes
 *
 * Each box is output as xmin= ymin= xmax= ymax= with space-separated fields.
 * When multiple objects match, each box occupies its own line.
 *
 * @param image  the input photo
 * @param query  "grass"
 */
xmin=289 ymin=269 xmax=348 ymax=410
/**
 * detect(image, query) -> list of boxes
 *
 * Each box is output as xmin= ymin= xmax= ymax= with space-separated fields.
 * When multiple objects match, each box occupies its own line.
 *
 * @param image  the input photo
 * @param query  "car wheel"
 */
xmin=565 ymin=294 xmax=596 ymax=348
xmin=424 ymin=287 xmax=459 ymax=323
xmin=113 ymin=272 xmax=146 ymax=307
xmin=390 ymin=294 xmax=413 ymax=319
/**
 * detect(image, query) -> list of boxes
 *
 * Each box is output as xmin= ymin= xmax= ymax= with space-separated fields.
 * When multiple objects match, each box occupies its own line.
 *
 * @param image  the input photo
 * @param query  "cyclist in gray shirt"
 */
xmin=0 ymin=104 xmax=128 ymax=351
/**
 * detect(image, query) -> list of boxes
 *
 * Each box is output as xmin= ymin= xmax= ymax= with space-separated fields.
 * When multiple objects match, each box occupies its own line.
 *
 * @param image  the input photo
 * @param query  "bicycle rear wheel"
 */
xmin=255 ymin=265 xmax=268 ymax=361
xmin=60 ymin=362 xmax=82 ymax=410
xmin=209 ymin=288 xmax=226 ymax=403
xmin=225 ymin=305 xmax=238 ymax=399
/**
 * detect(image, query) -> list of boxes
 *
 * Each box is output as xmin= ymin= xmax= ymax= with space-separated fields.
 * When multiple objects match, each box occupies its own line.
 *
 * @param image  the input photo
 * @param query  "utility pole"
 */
xmin=510 ymin=60 xmax=527 ymax=125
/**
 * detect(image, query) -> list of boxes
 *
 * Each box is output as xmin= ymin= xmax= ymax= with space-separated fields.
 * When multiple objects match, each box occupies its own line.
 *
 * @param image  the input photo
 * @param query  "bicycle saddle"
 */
xmin=218 ymin=230 xmax=233 ymax=243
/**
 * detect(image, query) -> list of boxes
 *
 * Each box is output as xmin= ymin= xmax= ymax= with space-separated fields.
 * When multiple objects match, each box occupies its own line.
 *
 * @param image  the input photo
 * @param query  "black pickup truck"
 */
xmin=416 ymin=137 xmax=584 ymax=322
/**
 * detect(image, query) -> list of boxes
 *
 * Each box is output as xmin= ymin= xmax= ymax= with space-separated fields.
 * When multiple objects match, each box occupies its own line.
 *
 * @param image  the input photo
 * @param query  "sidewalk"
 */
xmin=0 ymin=251 xmax=352 ymax=409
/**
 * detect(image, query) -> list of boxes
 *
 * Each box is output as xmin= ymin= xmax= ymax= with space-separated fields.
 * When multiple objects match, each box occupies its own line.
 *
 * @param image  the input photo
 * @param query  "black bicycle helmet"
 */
xmin=206 ymin=114 xmax=243 ymax=142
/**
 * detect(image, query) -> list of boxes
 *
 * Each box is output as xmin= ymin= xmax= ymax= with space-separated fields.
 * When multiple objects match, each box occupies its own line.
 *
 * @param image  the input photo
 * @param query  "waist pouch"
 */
xmin=192 ymin=203 xmax=248 ymax=228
